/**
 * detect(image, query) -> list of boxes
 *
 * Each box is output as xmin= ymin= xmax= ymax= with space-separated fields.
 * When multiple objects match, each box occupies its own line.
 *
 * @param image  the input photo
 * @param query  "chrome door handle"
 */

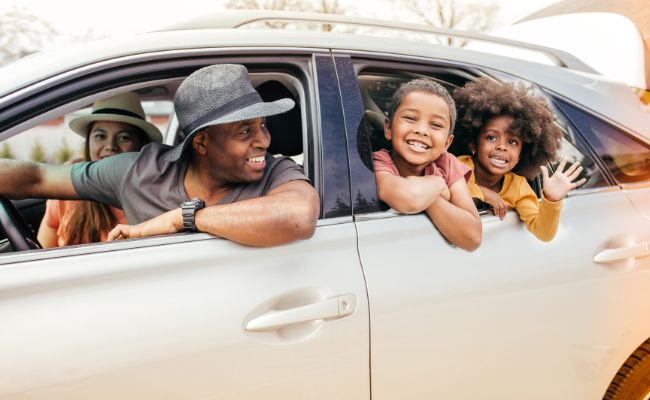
xmin=594 ymin=242 xmax=650 ymax=264
xmin=245 ymin=294 xmax=357 ymax=332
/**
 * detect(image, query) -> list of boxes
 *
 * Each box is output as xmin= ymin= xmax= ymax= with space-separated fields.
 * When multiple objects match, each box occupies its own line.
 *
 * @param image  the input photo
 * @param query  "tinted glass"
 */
xmin=555 ymin=98 xmax=650 ymax=185
xmin=314 ymin=54 xmax=352 ymax=218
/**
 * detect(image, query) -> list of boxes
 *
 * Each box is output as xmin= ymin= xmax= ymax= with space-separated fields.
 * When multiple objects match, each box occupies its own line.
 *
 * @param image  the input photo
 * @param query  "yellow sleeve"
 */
xmin=457 ymin=155 xmax=484 ymax=201
xmin=513 ymin=178 xmax=563 ymax=242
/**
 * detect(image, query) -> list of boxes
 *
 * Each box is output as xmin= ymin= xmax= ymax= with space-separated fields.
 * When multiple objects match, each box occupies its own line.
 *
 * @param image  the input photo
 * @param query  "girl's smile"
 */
xmin=471 ymin=115 xmax=523 ymax=188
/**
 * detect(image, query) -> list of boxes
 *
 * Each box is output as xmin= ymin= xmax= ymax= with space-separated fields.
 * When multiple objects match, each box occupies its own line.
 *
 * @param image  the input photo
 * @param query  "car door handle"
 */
xmin=594 ymin=242 xmax=650 ymax=264
xmin=245 ymin=294 xmax=357 ymax=332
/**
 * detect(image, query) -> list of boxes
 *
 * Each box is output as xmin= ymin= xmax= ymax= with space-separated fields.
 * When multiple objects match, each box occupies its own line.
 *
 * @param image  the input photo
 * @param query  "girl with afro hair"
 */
xmin=453 ymin=77 xmax=585 ymax=242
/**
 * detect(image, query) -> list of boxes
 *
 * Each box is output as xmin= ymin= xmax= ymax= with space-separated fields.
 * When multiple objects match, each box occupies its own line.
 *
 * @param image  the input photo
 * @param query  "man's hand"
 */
xmin=541 ymin=159 xmax=587 ymax=202
xmin=108 ymin=208 xmax=183 ymax=241
xmin=480 ymin=186 xmax=508 ymax=220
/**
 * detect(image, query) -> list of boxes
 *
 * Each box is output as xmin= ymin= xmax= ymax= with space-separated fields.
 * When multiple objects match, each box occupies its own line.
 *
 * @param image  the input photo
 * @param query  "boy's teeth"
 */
xmin=248 ymin=156 xmax=265 ymax=163
xmin=407 ymin=140 xmax=428 ymax=149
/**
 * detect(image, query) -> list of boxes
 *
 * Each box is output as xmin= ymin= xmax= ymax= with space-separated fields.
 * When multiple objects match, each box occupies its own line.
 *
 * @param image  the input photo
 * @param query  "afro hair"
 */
xmin=452 ymin=77 xmax=563 ymax=179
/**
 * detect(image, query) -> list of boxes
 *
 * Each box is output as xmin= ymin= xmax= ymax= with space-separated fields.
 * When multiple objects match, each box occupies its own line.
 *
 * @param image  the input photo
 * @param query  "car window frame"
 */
xmin=337 ymin=53 xmax=617 ymax=222
xmin=0 ymin=50 xmax=353 ymax=262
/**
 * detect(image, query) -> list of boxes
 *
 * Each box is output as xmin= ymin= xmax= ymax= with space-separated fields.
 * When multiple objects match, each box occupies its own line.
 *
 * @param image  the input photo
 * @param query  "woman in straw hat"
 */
xmin=37 ymin=92 xmax=163 ymax=247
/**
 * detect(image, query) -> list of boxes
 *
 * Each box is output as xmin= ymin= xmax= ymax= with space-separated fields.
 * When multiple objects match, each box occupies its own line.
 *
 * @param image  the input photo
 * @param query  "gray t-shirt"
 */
xmin=71 ymin=143 xmax=309 ymax=224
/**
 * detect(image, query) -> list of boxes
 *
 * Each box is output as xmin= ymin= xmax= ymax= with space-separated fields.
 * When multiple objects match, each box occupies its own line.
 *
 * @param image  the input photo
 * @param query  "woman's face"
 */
xmin=87 ymin=121 xmax=145 ymax=161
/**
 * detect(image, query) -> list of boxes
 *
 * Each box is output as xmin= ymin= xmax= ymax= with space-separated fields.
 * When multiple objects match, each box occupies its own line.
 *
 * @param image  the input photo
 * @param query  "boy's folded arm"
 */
xmin=375 ymin=171 xmax=446 ymax=214
xmin=425 ymin=179 xmax=482 ymax=251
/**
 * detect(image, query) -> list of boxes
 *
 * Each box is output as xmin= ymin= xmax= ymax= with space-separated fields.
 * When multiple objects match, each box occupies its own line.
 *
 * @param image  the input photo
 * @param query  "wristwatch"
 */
xmin=181 ymin=198 xmax=205 ymax=232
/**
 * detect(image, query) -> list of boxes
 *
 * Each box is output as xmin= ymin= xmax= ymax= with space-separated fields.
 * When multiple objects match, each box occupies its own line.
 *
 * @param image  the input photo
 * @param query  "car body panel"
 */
xmin=355 ymin=189 xmax=650 ymax=399
xmin=0 ymin=225 xmax=369 ymax=399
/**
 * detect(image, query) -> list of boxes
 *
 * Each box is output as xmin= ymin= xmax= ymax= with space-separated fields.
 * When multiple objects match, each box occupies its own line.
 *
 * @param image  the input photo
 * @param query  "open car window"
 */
xmin=0 ymin=68 xmax=312 ymax=255
xmin=353 ymin=66 xmax=610 ymax=216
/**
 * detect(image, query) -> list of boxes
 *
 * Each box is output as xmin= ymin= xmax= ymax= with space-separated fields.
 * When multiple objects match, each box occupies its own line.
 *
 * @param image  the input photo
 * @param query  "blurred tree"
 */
xmin=0 ymin=142 xmax=15 ymax=159
xmin=397 ymin=0 xmax=498 ymax=46
xmin=225 ymin=0 xmax=349 ymax=31
xmin=30 ymin=139 xmax=47 ymax=163
xmin=54 ymin=138 xmax=75 ymax=164
xmin=0 ymin=5 xmax=58 ymax=66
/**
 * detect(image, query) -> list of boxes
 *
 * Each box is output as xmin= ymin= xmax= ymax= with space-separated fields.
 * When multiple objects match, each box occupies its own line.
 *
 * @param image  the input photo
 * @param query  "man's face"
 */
xmin=201 ymin=117 xmax=271 ymax=185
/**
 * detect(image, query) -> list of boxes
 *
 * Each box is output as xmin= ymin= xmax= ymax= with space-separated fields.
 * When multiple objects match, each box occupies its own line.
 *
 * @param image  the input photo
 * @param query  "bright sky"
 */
xmin=1 ymin=0 xmax=562 ymax=37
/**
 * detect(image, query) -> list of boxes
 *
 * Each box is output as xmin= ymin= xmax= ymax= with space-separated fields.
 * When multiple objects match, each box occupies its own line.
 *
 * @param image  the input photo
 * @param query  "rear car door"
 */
xmin=0 ymin=52 xmax=369 ymax=399
xmin=335 ymin=53 xmax=650 ymax=399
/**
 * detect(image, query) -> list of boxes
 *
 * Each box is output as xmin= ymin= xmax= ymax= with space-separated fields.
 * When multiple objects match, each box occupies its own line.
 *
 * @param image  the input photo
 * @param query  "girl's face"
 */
xmin=384 ymin=90 xmax=453 ymax=175
xmin=87 ymin=121 xmax=144 ymax=161
xmin=471 ymin=115 xmax=523 ymax=179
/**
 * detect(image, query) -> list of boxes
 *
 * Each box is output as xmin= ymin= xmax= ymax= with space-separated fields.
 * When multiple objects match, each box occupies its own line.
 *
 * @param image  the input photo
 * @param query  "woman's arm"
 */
xmin=425 ymin=179 xmax=482 ymax=251
xmin=375 ymin=171 xmax=449 ymax=214
xmin=37 ymin=224 xmax=59 ymax=248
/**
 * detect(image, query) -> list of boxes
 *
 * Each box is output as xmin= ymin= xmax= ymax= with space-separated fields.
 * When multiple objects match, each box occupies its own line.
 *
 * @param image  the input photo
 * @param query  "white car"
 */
xmin=0 ymin=11 xmax=649 ymax=400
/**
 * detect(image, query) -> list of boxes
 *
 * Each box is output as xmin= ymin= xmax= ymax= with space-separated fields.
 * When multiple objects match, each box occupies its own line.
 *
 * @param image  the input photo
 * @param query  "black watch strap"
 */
xmin=181 ymin=198 xmax=205 ymax=232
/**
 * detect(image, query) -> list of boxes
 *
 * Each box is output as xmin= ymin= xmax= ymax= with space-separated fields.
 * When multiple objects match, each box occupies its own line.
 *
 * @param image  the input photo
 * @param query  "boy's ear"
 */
xmin=444 ymin=134 xmax=454 ymax=150
xmin=191 ymin=130 xmax=208 ymax=156
xmin=383 ymin=118 xmax=392 ymax=141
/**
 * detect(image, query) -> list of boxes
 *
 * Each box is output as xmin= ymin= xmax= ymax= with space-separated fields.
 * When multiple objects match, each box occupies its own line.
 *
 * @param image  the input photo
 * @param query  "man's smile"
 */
xmin=246 ymin=155 xmax=266 ymax=170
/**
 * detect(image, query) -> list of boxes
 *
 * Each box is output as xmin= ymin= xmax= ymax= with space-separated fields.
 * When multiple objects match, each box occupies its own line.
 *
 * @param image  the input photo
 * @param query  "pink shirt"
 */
xmin=44 ymin=199 xmax=127 ymax=247
xmin=372 ymin=149 xmax=471 ymax=187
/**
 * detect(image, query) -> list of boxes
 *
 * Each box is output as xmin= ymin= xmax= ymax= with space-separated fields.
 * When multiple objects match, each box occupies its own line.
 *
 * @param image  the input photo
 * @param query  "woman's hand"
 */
xmin=480 ymin=186 xmax=508 ymax=220
xmin=541 ymin=159 xmax=587 ymax=202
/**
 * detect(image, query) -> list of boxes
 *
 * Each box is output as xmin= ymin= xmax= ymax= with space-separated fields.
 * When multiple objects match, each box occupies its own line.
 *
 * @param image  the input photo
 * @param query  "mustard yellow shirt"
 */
xmin=458 ymin=155 xmax=562 ymax=242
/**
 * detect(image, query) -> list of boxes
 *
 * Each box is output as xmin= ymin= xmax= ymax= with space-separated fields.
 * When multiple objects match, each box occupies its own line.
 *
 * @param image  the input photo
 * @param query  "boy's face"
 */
xmin=384 ymin=90 xmax=453 ymax=174
xmin=470 ymin=115 xmax=523 ymax=179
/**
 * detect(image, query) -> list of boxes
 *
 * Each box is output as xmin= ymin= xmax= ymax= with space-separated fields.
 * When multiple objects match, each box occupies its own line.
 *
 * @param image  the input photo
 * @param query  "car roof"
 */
xmin=0 ymin=11 xmax=647 ymax=139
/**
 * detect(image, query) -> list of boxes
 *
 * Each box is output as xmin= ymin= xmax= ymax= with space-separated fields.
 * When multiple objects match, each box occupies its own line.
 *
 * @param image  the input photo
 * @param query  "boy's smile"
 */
xmin=384 ymin=90 xmax=453 ymax=176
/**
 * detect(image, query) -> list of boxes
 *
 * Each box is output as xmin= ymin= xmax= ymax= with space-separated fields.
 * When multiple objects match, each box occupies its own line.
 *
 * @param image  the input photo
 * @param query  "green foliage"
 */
xmin=0 ymin=142 xmax=15 ymax=159
xmin=54 ymin=138 xmax=75 ymax=164
xmin=30 ymin=139 xmax=47 ymax=163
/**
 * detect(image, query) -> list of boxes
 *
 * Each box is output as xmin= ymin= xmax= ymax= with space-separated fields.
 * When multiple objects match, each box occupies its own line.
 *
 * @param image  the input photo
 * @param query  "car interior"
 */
xmin=0 ymin=71 xmax=307 ymax=254
xmin=355 ymin=70 xmax=605 ymax=214
xmin=0 ymin=66 xmax=603 ymax=253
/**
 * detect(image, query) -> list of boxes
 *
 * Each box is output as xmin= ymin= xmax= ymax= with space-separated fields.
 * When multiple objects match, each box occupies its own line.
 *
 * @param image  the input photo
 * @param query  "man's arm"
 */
xmin=108 ymin=180 xmax=320 ymax=246
xmin=0 ymin=160 xmax=78 ymax=199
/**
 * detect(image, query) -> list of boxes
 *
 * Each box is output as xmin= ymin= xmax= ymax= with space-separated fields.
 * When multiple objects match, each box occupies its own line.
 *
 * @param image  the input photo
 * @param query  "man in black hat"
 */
xmin=0 ymin=64 xmax=319 ymax=246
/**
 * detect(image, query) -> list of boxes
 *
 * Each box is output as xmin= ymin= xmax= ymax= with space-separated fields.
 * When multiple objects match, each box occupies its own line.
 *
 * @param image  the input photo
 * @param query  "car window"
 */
xmin=0 ymin=100 xmax=173 ymax=164
xmin=554 ymin=98 xmax=650 ymax=185
xmin=352 ymin=68 xmax=609 ymax=216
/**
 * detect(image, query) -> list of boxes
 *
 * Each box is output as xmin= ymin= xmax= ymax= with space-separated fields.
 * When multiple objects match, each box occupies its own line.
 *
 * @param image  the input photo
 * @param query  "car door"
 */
xmin=335 ymin=54 xmax=650 ymax=400
xmin=0 ymin=53 xmax=369 ymax=399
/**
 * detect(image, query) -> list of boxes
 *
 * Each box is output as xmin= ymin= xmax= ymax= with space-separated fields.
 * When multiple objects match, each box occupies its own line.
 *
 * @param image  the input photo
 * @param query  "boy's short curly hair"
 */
xmin=452 ymin=77 xmax=563 ymax=179
xmin=388 ymin=77 xmax=456 ymax=135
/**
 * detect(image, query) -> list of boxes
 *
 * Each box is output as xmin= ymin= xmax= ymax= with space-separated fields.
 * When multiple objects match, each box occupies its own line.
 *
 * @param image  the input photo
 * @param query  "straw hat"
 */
xmin=69 ymin=92 xmax=163 ymax=143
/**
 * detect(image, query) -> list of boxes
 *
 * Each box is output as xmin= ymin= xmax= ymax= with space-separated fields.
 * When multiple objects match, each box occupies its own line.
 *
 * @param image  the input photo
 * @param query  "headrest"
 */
xmin=256 ymin=80 xmax=303 ymax=156
xmin=364 ymin=110 xmax=391 ymax=151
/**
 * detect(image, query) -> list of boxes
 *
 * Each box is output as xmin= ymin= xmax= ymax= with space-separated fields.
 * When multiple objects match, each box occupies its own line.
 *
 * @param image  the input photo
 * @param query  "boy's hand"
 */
xmin=481 ymin=187 xmax=508 ymax=220
xmin=541 ymin=159 xmax=587 ymax=202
